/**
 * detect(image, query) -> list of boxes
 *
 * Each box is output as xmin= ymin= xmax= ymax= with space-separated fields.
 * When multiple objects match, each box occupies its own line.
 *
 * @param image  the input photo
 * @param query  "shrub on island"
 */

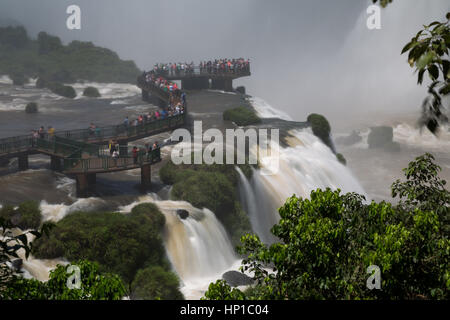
xmin=223 ymin=106 xmax=261 ymax=126
xmin=130 ymin=266 xmax=184 ymax=300
xmin=0 ymin=200 xmax=42 ymax=230
xmin=83 ymin=86 xmax=101 ymax=98
xmin=32 ymin=204 xmax=168 ymax=286
xmin=48 ymin=82 xmax=77 ymax=99
xmin=25 ymin=102 xmax=38 ymax=113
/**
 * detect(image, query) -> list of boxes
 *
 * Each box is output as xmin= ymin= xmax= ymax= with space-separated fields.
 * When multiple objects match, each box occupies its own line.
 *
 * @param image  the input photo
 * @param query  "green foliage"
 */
xmin=0 ymin=200 xmax=42 ymax=230
xmin=204 ymin=153 xmax=449 ymax=300
xmin=400 ymin=13 xmax=450 ymax=133
xmin=223 ymin=106 xmax=262 ymax=126
xmin=372 ymin=0 xmax=393 ymax=8
xmin=0 ymin=26 xmax=29 ymax=48
xmin=4 ymin=260 xmax=126 ymax=300
xmin=160 ymin=160 xmax=253 ymax=248
xmin=32 ymin=207 xmax=168 ymax=286
xmin=83 ymin=86 xmax=101 ymax=98
xmin=37 ymin=31 xmax=63 ymax=55
xmin=25 ymin=102 xmax=38 ymax=113
xmin=131 ymin=266 xmax=184 ymax=300
xmin=0 ymin=26 xmax=141 ymax=84
xmin=336 ymin=153 xmax=346 ymax=165
xmin=307 ymin=113 xmax=334 ymax=151
xmin=0 ymin=217 xmax=52 ymax=299
xmin=202 ymin=280 xmax=246 ymax=300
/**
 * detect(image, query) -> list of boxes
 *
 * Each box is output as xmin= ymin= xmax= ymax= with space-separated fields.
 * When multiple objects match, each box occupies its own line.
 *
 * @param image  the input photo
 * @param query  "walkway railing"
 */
xmin=63 ymin=147 xmax=161 ymax=173
xmin=0 ymin=113 xmax=186 ymax=157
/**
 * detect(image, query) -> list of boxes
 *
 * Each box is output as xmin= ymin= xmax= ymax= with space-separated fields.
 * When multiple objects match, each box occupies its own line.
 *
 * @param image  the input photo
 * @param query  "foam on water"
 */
xmin=71 ymin=81 xmax=141 ymax=100
xmin=249 ymin=96 xmax=293 ymax=121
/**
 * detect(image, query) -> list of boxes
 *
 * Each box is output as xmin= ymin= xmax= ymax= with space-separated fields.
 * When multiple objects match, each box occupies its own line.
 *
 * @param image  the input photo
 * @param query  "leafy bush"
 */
xmin=48 ymin=82 xmax=77 ymax=99
xmin=223 ymin=106 xmax=261 ymax=126
xmin=32 ymin=206 xmax=168 ymax=286
xmin=83 ymin=86 xmax=101 ymax=98
xmin=0 ymin=26 xmax=29 ymax=48
xmin=131 ymin=266 xmax=184 ymax=300
xmin=4 ymin=260 xmax=125 ymax=300
xmin=204 ymin=153 xmax=450 ymax=300
xmin=336 ymin=153 xmax=346 ymax=165
xmin=0 ymin=200 xmax=42 ymax=230
xmin=25 ymin=102 xmax=38 ymax=113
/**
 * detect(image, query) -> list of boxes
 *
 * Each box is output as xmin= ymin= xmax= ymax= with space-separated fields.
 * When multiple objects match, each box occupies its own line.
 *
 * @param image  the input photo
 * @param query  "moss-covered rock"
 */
xmin=25 ymin=102 xmax=38 ymax=113
xmin=223 ymin=106 xmax=261 ymax=126
xmin=32 ymin=204 xmax=168 ymax=286
xmin=83 ymin=86 xmax=101 ymax=98
xmin=0 ymin=200 xmax=42 ymax=230
xmin=131 ymin=266 xmax=184 ymax=300
xmin=368 ymin=126 xmax=393 ymax=149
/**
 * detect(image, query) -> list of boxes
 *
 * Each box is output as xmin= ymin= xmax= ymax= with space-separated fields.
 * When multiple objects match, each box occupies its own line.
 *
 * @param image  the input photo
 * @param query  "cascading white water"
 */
xmin=238 ymin=129 xmax=366 ymax=243
xmin=119 ymin=194 xmax=240 ymax=300
xmin=240 ymin=97 xmax=367 ymax=243
xmin=1 ymin=229 xmax=68 ymax=282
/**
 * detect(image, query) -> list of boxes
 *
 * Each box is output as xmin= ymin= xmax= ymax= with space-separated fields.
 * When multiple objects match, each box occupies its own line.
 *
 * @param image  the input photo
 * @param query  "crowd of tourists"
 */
xmin=199 ymin=58 xmax=250 ymax=74
xmin=151 ymin=58 xmax=250 ymax=77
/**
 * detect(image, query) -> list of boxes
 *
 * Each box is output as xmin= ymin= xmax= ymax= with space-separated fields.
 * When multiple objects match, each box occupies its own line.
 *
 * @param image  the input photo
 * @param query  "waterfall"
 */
xmin=237 ymin=128 xmax=366 ymax=244
xmin=119 ymin=194 xmax=240 ymax=300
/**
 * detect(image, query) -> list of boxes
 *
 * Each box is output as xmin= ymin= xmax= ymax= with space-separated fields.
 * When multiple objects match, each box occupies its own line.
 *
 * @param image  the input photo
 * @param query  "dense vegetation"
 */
xmin=372 ymin=3 xmax=449 ymax=133
xmin=0 ymin=26 xmax=141 ymax=85
xmin=3 ymin=260 xmax=126 ymax=300
xmin=31 ymin=203 xmax=183 ymax=298
xmin=0 ymin=200 xmax=42 ymax=230
xmin=1 ymin=202 xmax=183 ymax=300
xmin=204 ymin=153 xmax=449 ymax=300
xmin=223 ymin=106 xmax=262 ymax=126
xmin=160 ymin=160 xmax=253 ymax=247
xmin=131 ymin=266 xmax=184 ymax=300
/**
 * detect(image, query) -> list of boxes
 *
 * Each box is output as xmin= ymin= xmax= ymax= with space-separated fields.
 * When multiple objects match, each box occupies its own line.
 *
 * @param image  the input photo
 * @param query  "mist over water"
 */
xmin=1 ymin=0 xmax=450 ymax=300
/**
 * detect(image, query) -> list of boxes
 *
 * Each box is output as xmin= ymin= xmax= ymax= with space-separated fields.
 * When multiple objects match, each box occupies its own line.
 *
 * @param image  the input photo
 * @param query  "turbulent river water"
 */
xmin=1 ymin=76 xmax=449 ymax=299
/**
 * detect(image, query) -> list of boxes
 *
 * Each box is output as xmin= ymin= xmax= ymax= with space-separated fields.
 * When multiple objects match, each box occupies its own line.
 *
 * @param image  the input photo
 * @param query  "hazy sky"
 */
xmin=1 ymin=0 xmax=449 ymax=124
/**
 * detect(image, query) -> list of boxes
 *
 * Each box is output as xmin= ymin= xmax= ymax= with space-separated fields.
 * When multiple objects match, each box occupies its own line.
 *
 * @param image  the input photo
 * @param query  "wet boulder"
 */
xmin=11 ymin=258 xmax=23 ymax=271
xmin=335 ymin=130 xmax=362 ymax=146
xmin=176 ymin=209 xmax=189 ymax=220
xmin=235 ymin=86 xmax=246 ymax=95
xmin=222 ymin=270 xmax=254 ymax=287
xmin=368 ymin=126 xmax=393 ymax=149
xmin=368 ymin=126 xmax=400 ymax=152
